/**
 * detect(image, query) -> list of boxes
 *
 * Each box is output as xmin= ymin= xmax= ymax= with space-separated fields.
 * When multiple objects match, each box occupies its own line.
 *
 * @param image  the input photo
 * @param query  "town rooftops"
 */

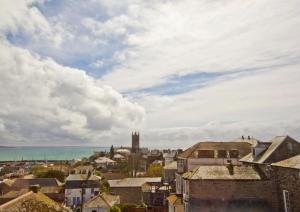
xmin=240 ymin=135 xmax=299 ymax=164
xmin=94 ymin=157 xmax=116 ymax=164
xmin=0 ymin=191 xmax=70 ymax=212
xmin=83 ymin=193 xmax=120 ymax=209
xmin=182 ymin=165 xmax=261 ymax=180
xmin=11 ymin=178 xmax=62 ymax=190
xmin=271 ymin=154 xmax=300 ymax=169
xmin=108 ymin=177 xmax=161 ymax=188
xmin=178 ymin=140 xmax=253 ymax=158
xmin=65 ymin=174 xmax=101 ymax=189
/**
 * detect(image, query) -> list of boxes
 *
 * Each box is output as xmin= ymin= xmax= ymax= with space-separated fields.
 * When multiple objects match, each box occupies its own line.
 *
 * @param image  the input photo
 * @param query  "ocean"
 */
xmin=0 ymin=146 xmax=109 ymax=161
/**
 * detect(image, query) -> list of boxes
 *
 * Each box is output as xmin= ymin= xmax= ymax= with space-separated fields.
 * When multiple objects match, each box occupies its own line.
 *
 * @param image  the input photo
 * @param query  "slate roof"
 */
xmin=83 ymin=193 xmax=120 ymax=209
xmin=240 ymin=136 xmax=298 ymax=164
xmin=11 ymin=178 xmax=61 ymax=190
xmin=65 ymin=174 xmax=101 ymax=189
xmin=178 ymin=140 xmax=253 ymax=158
xmin=0 ymin=191 xmax=70 ymax=212
xmin=108 ymin=177 xmax=161 ymax=187
xmin=182 ymin=165 xmax=261 ymax=180
xmin=271 ymin=154 xmax=300 ymax=169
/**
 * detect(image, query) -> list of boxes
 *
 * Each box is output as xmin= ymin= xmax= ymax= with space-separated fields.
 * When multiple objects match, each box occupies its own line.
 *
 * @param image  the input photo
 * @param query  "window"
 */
xmin=198 ymin=150 xmax=214 ymax=158
xmin=72 ymin=197 xmax=76 ymax=205
xmin=283 ymin=190 xmax=291 ymax=212
xmin=217 ymin=150 xmax=227 ymax=158
xmin=229 ymin=150 xmax=239 ymax=158
xmin=92 ymin=210 xmax=97 ymax=212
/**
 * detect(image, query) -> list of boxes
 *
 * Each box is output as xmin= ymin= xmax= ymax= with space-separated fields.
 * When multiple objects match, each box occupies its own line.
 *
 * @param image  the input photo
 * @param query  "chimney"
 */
xmin=248 ymin=136 xmax=251 ymax=140
xmin=29 ymin=184 xmax=40 ymax=193
xmin=241 ymin=136 xmax=244 ymax=140
xmin=226 ymin=161 xmax=234 ymax=175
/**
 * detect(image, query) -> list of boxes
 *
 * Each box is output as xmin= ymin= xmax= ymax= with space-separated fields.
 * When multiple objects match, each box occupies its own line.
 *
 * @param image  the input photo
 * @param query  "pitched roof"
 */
xmin=65 ymin=174 xmax=100 ymax=189
xmin=178 ymin=141 xmax=252 ymax=158
xmin=11 ymin=178 xmax=61 ymax=190
xmin=182 ymin=165 xmax=261 ymax=180
xmin=240 ymin=135 xmax=298 ymax=164
xmin=0 ymin=191 xmax=70 ymax=212
xmin=272 ymin=154 xmax=300 ymax=169
xmin=108 ymin=177 xmax=161 ymax=187
xmin=83 ymin=193 xmax=120 ymax=209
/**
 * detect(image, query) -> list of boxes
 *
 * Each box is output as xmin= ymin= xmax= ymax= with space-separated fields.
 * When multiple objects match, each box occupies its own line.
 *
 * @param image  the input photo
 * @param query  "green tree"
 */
xmin=110 ymin=205 xmax=121 ymax=212
xmin=34 ymin=169 xmax=65 ymax=182
xmin=146 ymin=164 xmax=163 ymax=177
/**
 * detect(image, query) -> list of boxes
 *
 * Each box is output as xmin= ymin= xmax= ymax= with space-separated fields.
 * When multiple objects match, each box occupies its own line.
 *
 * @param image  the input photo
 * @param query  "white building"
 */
xmin=65 ymin=174 xmax=101 ymax=207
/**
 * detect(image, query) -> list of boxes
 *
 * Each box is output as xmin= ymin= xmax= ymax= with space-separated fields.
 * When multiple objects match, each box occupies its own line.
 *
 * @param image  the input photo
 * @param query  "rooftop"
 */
xmin=11 ymin=178 xmax=62 ymax=190
xmin=240 ymin=135 xmax=298 ymax=164
xmin=182 ymin=165 xmax=261 ymax=180
xmin=272 ymin=154 xmax=300 ymax=169
xmin=179 ymin=140 xmax=253 ymax=158
xmin=108 ymin=177 xmax=161 ymax=187
xmin=83 ymin=193 xmax=120 ymax=209
xmin=0 ymin=191 xmax=70 ymax=212
xmin=94 ymin=157 xmax=116 ymax=164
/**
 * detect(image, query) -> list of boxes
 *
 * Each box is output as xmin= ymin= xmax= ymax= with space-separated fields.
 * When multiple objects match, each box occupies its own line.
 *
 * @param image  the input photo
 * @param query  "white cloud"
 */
xmin=0 ymin=39 xmax=144 ymax=146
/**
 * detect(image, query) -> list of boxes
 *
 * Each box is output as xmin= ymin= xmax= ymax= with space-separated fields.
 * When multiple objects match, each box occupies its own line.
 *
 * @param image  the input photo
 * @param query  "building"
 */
xmin=65 ymin=174 xmax=101 ymax=207
xmin=271 ymin=154 xmax=300 ymax=212
xmin=167 ymin=195 xmax=184 ymax=212
xmin=0 ymin=179 xmax=14 ymax=196
xmin=240 ymin=135 xmax=300 ymax=165
xmin=83 ymin=193 xmax=120 ymax=212
xmin=108 ymin=177 xmax=162 ymax=204
xmin=132 ymin=131 xmax=140 ymax=153
xmin=94 ymin=157 xmax=117 ymax=170
xmin=73 ymin=165 xmax=94 ymax=175
xmin=181 ymin=164 xmax=275 ymax=211
xmin=163 ymin=161 xmax=177 ymax=184
xmin=0 ymin=188 xmax=70 ymax=212
xmin=142 ymin=182 xmax=171 ymax=210
xmin=176 ymin=139 xmax=253 ymax=194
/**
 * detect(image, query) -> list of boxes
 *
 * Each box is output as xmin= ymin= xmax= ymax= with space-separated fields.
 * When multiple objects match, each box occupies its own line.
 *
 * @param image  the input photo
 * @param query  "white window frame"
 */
xmin=283 ymin=190 xmax=290 ymax=212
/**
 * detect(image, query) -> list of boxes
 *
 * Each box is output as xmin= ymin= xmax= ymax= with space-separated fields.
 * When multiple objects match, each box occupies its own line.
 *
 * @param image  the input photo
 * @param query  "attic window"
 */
xmin=217 ymin=150 xmax=227 ymax=158
xmin=229 ymin=150 xmax=239 ymax=158
xmin=198 ymin=150 xmax=214 ymax=158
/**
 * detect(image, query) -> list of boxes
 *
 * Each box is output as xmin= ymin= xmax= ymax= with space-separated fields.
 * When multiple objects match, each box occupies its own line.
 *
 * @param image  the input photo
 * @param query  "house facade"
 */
xmin=65 ymin=174 xmax=101 ymax=207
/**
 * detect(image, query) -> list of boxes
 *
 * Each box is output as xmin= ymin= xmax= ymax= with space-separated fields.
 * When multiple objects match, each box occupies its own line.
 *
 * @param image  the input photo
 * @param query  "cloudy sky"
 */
xmin=0 ymin=0 xmax=300 ymax=148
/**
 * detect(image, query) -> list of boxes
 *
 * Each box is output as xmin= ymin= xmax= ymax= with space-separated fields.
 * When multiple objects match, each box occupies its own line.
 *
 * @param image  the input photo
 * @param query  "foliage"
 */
xmin=94 ymin=170 xmax=102 ymax=177
xmin=100 ymin=178 xmax=110 ymax=192
xmin=109 ymin=205 xmax=121 ymax=212
xmin=146 ymin=164 xmax=163 ymax=177
xmin=33 ymin=168 xmax=65 ymax=182
xmin=110 ymin=145 xmax=114 ymax=159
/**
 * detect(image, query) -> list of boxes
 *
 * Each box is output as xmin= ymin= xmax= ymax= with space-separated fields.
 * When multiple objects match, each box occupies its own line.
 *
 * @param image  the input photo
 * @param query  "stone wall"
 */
xmin=272 ymin=166 xmax=300 ymax=212
xmin=110 ymin=187 xmax=141 ymax=204
xmin=187 ymin=179 xmax=277 ymax=210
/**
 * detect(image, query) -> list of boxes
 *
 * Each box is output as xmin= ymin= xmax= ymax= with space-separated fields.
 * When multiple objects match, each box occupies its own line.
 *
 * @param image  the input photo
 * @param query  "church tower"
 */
xmin=131 ymin=131 xmax=140 ymax=153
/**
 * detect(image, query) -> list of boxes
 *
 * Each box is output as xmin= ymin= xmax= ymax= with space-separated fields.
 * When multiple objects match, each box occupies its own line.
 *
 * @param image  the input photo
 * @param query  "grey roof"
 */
xmin=83 ymin=193 xmax=120 ymax=209
xmin=65 ymin=174 xmax=100 ymax=189
xmin=272 ymin=154 xmax=300 ymax=169
xmin=240 ymin=136 xmax=297 ymax=164
xmin=108 ymin=177 xmax=161 ymax=187
xmin=182 ymin=165 xmax=261 ymax=180
xmin=11 ymin=178 xmax=61 ymax=190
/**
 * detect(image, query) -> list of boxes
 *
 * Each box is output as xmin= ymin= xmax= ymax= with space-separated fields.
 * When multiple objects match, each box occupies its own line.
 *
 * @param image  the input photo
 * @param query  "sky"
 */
xmin=0 ymin=0 xmax=300 ymax=148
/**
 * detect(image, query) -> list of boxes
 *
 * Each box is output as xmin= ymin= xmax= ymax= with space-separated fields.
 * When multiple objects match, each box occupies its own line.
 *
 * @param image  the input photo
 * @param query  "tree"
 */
xmin=146 ymin=164 xmax=163 ymax=177
xmin=110 ymin=205 xmax=121 ymax=212
xmin=34 ymin=169 xmax=65 ymax=182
